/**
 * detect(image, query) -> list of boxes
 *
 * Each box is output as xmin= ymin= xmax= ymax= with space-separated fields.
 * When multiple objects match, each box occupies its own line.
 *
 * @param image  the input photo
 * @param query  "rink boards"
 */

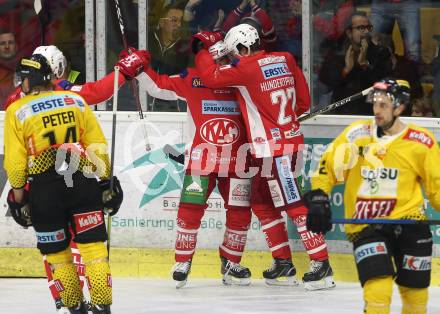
xmin=1 ymin=112 xmax=440 ymax=282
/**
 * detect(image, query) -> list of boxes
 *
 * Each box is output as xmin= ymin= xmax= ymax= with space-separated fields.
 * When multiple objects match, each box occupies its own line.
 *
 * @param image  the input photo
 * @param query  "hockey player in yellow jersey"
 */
xmin=4 ymin=54 xmax=123 ymax=314
xmin=304 ymin=78 xmax=440 ymax=314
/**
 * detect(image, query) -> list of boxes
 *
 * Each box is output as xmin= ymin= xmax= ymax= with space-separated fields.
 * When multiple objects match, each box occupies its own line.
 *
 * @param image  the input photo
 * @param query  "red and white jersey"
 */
xmin=2 ymin=71 xmax=124 ymax=110
xmin=137 ymin=67 xmax=248 ymax=173
xmin=195 ymin=50 xmax=310 ymax=158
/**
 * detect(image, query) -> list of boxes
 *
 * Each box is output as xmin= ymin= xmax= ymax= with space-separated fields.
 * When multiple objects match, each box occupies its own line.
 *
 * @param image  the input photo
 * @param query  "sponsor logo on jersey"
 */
xmin=270 ymin=128 xmax=282 ymax=141
xmin=253 ymin=137 xmax=266 ymax=144
xmin=275 ymin=155 xmax=300 ymax=204
xmin=354 ymin=242 xmax=387 ymax=263
xmin=70 ymin=85 xmax=83 ymax=92
xmin=228 ymin=178 xmax=251 ymax=206
xmin=202 ymin=100 xmax=240 ymax=115
xmin=192 ymin=77 xmax=206 ymax=88
xmin=107 ymin=274 xmax=113 ymax=287
xmin=284 ymin=124 xmax=302 ymax=139
xmin=36 ymin=229 xmax=66 ymax=243
xmin=200 ymin=118 xmax=240 ymax=146
xmin=260 ymin=62 xmax=291 ymax=80
xmin=268 ymin=179 xmax=285 ymax=207
xmin=258 ymin=55 xmax=287 ymax=66
xmin=354 ymin=198 xmax=396 ymax=219
xmin=403 ymin=129 xmax=434 ymax=148
xmin=28 ymin=95 xmax=83 ymax=114
xmin=402 ymin=255 xmax=432 ymax=271
xmin=74 ymin=211 xmax=104 ymax=234
xmin=190 ymin=148 xmax=202 ymax=161
xmin=181 ymin=176 xmax=208 ymax=205
xmin=346 ymin=124 xmax=371 ymax=142
xmin=358 ymin=167 xmax=398 ymax=197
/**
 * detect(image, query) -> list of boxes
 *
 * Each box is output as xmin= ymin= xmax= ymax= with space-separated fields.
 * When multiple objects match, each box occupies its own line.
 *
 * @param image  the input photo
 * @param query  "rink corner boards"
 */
xmin=1 ymin=248 xmax=440 ymax=284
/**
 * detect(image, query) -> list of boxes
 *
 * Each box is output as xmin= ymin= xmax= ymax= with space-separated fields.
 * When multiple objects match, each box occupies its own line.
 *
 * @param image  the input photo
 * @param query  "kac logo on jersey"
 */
xmin=36 ymin=229 xmax=66 ymax=243
xmin=260 ymin=62 xmax=291 ymax=80
xmin=354 ymin=242 xmax=387 ymax=263
xmin=402 ymin=255 xmax=431 ymax=271
xmin=200 ymin=118 xmax=240 ymax=146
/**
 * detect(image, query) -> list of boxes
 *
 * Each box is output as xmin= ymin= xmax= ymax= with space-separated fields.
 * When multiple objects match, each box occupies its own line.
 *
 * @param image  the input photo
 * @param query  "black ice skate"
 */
xmin=90 ymin=304 xmax=111 ymax=313
xmin=172 ymin=260 xmax=192 ymax=289
xmin=263 ymin=258 xmax=299 ymax=286
xmin=220 ymin=257 xmax=251 ymax=286
xmin=67 ymin=301 xmax=88 ymax=314
xmin=302 ymin=259 xmax=336 ymax=291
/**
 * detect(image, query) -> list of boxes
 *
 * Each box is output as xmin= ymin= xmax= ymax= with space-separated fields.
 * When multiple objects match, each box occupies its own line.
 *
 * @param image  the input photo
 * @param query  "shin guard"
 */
xmin=399 ymin=286 xmax=428 ymax=314
xmin=46 ymin=247 xmax=83 ymax=308
xmin=76 ymin=242 xmax=112 ymax=306
xmin=175 ymin=204 xmax=205 ymax=262
xmin=220 ymin=207 xmax=251 ymax=263
xmin=364 ymin=276 xmax=393 ymax=314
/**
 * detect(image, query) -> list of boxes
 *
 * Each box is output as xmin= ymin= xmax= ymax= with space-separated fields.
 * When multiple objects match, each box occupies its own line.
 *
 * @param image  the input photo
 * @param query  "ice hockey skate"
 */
xmin=90 ymin=304 xmax=111 ymax=313
xmin=172 ymin=260 xmax=192 ymax=289
xmin=263 ymin=258 xmax=299 ymax=286
xmin=220 ymin=257 xmax=251 ymax=286
xmin=66 ymin=301 xmax=88 ymax=314
xmin=302 ymin=259 xmax=336 ymax=291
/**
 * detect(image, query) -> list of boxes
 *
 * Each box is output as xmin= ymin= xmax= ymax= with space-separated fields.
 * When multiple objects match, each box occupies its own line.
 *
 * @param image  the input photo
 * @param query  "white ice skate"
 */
xmin=263 ymin=258 xmax=299 ymax=286
xmin=302 ymin=260 xmax=336 ymax=291
xmin=221 ymin=257 xmax=251 ymax=286
xmin=172 ymin=261 xmax=192 ymax=289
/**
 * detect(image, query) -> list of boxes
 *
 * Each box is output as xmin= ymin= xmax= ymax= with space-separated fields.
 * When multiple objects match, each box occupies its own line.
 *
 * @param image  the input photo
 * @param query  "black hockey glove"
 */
xmin=163 ymin=144 xmax=185 ymax=165
xmin=7 ymin=188 xmax=32 ymax=228
xmin=303 ymin=189 xmax=332 ymax=234
xmin=100 ymin=176 xmax=123 ymax=216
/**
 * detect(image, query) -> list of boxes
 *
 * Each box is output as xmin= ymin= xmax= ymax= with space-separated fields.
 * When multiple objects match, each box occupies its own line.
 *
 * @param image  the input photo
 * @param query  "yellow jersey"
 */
xmin=311 ymin=119 xmax=440 ymax=235
xmin=4 ymin=90 xmax=110 ymax=188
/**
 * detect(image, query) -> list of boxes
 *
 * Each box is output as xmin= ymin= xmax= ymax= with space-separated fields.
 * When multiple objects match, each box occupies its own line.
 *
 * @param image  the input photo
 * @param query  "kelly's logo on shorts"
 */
xmin=354 ymin=241 xmax=387 ymax=263
xmin=402 ymin=255 xmax=431 ymax=271
xmin=36 ymin=229 xmax=66 ymax=243
xmin=74 ymin=211 xmax=104 ymax=234
xmin=260 ymin=62 xmax=291 ymax=80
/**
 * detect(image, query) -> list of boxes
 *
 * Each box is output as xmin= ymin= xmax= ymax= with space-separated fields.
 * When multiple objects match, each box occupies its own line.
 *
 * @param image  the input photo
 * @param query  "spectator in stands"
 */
xmin=222 ymin=0 xmax=277 ymax=52
xmin=370 ymin=0 xmax=421 ymax=63
xmin=373 ymin=33 xmax=423 ymax=102
xmin=0 ymin=29 xmax=18 ymax=107
xmin=411 ymin=96 xmax=434 ymax=117
xmin=149 ymin=2 xmax=189 ymax=111
xmin=319 ymin=11 xmax=393 ymax=115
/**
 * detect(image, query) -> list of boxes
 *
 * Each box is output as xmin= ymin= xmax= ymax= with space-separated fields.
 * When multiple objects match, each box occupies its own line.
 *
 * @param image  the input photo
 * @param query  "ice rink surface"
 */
xmin=1 ymin=278 xmax=440 ymax=313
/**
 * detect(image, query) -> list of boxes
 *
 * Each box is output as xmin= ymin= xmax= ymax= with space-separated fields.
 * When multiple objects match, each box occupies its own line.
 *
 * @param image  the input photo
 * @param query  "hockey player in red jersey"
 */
xmin=120 ymin=34 xmax=253 ymax=288
xmin=195 ymin=24 xmax=335 ymax=290
xmin=2 ymin=45 xmax=126 ymax=110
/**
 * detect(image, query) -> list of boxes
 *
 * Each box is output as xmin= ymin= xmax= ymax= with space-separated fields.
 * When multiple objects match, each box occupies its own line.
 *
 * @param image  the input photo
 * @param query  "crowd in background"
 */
xmin=1 ymin=0 xmax=439 ymax=117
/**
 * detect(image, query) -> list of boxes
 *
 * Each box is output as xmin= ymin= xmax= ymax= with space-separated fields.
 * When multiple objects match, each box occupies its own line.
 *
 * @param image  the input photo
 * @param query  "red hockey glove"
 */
xmin=191 ymin=31 xmax=224 ymax=54
xmin=117 ymin=49 xmax=151 ymax=79
xmin=7 ymin=187 xmax=32 ymax=228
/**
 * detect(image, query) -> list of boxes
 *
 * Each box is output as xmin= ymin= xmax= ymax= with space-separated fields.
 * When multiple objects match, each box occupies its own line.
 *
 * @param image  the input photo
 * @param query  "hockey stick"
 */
xmin=331 ymin=218 xmax=440 ymax=225
xmin=105 ymin=66 xmax=121 ymax=257
xmin=34 ymin=0 xmax=45 ymax=45
xmin=298 ymin=86 xmax=374 ymax=122
xmin=112 ymin=0 xmax=151 ymax=151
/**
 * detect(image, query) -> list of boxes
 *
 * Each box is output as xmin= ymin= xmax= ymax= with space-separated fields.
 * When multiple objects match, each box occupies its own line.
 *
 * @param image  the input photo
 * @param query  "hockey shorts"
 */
xmin=353 ymin=224 xmax=432 ymax=288
xmin=179 ymin=170 xmax=251 ymax=209
xmin=29 ymin=171 xmax=107 ymax=255
xmin=250 ymin=154 xmax=305 ymax=212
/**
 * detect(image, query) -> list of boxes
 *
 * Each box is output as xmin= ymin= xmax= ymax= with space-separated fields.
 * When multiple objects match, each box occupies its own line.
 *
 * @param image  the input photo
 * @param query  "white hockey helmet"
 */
xmin=224 ymin=23 xmax=260 ymax=56
xmin=32 ymin=45 xmax=67 ymax=79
